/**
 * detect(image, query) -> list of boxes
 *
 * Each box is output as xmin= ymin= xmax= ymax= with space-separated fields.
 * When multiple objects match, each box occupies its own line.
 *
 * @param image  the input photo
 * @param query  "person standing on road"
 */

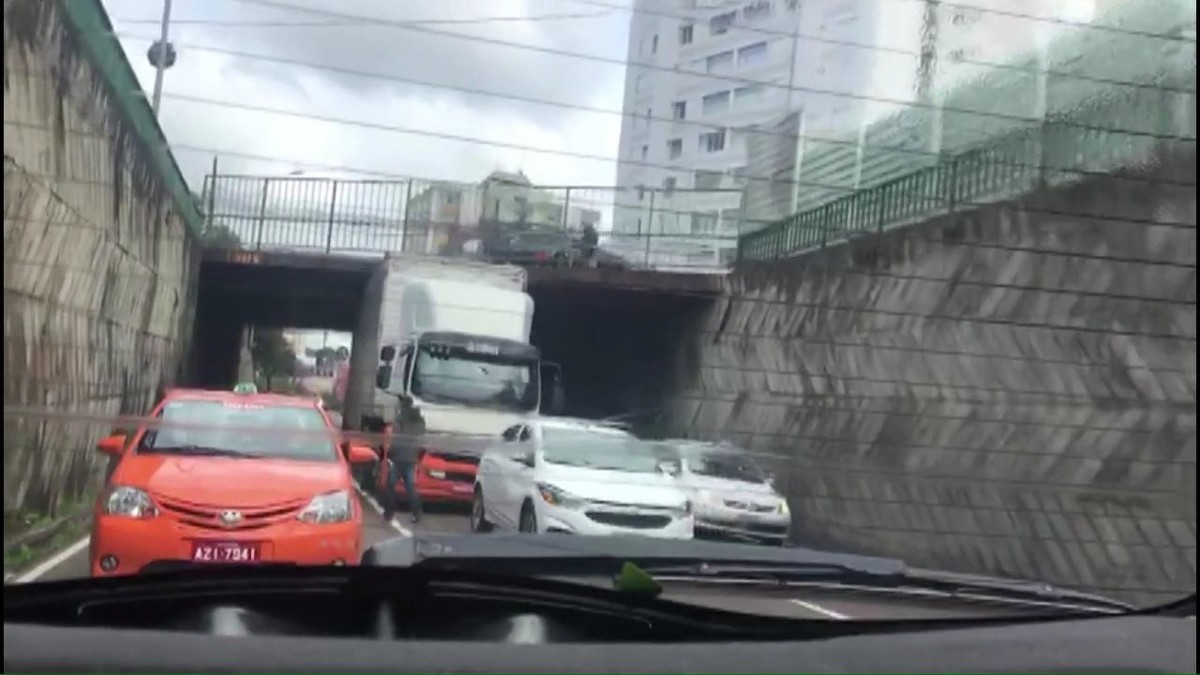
xmin=581 ymin=223 xmax=599 ymax=268
xmin=382 ymin=396 xmax=425 ymax=525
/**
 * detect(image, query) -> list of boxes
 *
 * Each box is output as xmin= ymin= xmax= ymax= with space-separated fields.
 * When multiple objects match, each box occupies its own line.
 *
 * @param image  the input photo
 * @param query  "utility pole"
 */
xmin=149 ymin=0 xmax=174 ymax=115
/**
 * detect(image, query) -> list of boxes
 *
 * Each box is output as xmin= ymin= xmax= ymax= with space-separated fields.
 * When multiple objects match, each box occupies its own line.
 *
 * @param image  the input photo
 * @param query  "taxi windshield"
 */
xmin=139 ymin=399 xmax=337 ymax=463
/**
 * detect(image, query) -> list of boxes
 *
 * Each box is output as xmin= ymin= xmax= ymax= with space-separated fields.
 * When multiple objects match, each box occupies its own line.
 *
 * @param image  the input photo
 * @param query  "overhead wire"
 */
xmin=228 ymin=0 xmax=1197 ymax=128
xmin=113 ymin=9 xmax=612 ymax=28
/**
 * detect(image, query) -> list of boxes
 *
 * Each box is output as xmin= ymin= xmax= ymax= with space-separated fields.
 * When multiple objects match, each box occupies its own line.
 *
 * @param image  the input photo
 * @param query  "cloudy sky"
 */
xmin=102 ymin=0 xmax=634 ymax=189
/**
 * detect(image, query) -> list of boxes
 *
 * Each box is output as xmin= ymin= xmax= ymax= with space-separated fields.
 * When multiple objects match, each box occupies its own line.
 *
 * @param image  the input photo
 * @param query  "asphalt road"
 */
xmin=16 ymin=492 xmax=1013 ymax=621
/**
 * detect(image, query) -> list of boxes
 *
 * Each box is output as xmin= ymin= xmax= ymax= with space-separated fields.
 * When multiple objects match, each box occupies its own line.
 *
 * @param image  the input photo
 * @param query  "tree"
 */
xmin=251 ymin=328 xmax=296 ymax=392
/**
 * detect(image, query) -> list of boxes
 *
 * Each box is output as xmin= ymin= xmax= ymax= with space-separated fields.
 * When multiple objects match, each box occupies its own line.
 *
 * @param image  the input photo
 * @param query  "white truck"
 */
xmin=352 ymin=256 xmax=564 ymax=501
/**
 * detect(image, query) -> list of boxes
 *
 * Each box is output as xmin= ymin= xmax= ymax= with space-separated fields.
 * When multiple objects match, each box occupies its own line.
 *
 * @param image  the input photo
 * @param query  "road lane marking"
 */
xmin=788 ymin=598 xmax=849 ymax=620
xmin=14 ymin=535 xmax=90 ymax=583
xmin=354 ymin=484 xmax=413 ymax=537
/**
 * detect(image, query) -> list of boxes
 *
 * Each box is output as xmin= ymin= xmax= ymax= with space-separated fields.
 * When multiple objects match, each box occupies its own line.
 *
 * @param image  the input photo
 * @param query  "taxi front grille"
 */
xmin=445 ymin=471 xmax=476 ymax=484
xmin=724 ymin=500 xmax=778 ymax=513
xmin=156 ymin=496 xmax=307 ymax=531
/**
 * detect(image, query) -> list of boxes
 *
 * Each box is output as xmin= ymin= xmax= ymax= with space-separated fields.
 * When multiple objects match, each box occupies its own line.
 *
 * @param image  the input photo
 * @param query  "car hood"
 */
xmin=682 ymin=474 xmax=781 ymax=505
xmin=115 ymin=455 xmax=348 ymax=507
xmin=539 ymin=464 xmax=686 ymax=509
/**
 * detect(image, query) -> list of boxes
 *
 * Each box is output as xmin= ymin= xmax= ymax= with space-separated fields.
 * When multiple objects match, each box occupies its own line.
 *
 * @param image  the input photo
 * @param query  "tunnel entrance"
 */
xmin=188 ymin=250 xmax=376 ymax=392
xmin=529 ymin=282 xmax=715 ymax=429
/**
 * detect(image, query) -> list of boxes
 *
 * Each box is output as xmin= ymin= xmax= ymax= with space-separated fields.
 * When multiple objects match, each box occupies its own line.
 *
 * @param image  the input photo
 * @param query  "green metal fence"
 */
xmin=739 ymin=0 xmax=1195 ymax=262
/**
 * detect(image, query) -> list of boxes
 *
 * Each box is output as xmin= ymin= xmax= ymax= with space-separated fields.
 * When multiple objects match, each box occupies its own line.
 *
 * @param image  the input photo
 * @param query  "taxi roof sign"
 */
xmin=233 ymin=382 xmax=258 ymax=394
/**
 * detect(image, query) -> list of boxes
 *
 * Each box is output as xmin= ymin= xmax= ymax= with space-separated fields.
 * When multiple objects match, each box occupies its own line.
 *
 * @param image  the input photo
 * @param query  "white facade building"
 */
xmin=613 ymin=0 xmax=880 ymax=252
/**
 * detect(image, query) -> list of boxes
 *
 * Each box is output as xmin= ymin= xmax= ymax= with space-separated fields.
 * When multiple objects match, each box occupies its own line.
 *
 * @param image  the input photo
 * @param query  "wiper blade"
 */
xmin=143 ymin=445 xmax=261 ymax=458
xmin=645 ymin=561 xmax=1135 ymax=614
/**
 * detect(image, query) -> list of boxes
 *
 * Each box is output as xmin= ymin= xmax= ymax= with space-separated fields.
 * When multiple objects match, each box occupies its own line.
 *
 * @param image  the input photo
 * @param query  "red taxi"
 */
xmin=89 ymin=386 xmax=378 ymax=576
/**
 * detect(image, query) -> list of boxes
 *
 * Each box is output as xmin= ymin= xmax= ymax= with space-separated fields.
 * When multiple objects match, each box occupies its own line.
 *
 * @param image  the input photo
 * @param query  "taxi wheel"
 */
xmin=470 ymin=487 xmax=493 ymax=533
xmin=518 ymin=501 xmax=538 ymax=534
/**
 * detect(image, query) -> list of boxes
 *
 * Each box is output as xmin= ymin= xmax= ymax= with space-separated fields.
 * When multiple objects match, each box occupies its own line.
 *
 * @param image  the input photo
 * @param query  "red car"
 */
xmin=89 ymin=386 xmax=378 ymax=576
xmin=373 ymin=423 xmax=479 ymax=504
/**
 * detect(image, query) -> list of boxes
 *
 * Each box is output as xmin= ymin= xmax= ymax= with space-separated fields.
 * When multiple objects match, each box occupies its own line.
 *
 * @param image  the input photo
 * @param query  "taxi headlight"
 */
xmin=104 ymin=486 xmax=158 ymax=519
xmin=298 ymin=490 xmax=353 ymax=524
xmin=536 ymin=483 xmax=587 ymax=510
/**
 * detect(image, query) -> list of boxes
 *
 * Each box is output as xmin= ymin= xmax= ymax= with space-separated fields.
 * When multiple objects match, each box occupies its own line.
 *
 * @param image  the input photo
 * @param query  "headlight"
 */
xmin=297 ymin=490 xmax=353 ymax=524
xmin=778 ymin=498 xmax=790 ymax=516
xmin=104 ymin=486 xmax=158 ymax=519
xmin=536 ymin=483 xmax=587 ymax=510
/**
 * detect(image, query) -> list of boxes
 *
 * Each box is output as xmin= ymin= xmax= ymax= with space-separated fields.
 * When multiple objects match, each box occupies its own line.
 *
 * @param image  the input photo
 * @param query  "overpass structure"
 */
xmin=4 ymin=0 xmax=1195 ymax=605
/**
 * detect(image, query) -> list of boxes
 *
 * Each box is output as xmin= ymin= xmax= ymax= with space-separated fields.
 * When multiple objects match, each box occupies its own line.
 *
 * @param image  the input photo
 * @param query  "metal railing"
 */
xmin=199 ymin=171 xmax=762 ymax=271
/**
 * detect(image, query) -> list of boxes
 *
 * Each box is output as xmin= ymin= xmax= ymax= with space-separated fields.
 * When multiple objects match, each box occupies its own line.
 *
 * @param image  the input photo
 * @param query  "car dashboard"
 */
xmin=5 ymin=568 xmax=1195 ymax=673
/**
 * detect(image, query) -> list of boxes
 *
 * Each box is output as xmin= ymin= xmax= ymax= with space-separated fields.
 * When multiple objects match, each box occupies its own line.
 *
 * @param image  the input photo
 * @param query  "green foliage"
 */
xmin=251 ymin=328 xmax=296 ymax=391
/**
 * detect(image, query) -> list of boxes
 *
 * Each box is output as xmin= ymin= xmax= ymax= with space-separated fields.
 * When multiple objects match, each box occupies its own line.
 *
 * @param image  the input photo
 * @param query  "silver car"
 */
xmin=670 ymin=442 xmax=791 ymax=546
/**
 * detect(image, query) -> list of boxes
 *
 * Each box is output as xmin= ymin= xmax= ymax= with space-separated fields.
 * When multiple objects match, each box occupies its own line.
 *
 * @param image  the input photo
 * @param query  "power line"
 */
xmin=108 ymin=30 xmax=1197 ymax=188
xmin=229 ymin=0 xmax=1195 ymax=127
xmin=114 ymin=10 xmax=611 ymax=28
xmin=150 ymin=89 xmax=1192 ymax=201
xmin=559 ymin=0 xmax=1196 ymax=44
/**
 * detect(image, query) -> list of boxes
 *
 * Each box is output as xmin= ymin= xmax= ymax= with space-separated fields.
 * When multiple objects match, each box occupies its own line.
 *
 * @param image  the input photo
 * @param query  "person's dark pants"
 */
xmin=382 ymin=458 xmax=422 ymax=521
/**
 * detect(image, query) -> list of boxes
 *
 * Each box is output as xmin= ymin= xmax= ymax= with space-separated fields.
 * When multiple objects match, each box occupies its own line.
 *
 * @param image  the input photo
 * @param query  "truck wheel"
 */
xmin=470 ymin=487 xmax=493 ymax=533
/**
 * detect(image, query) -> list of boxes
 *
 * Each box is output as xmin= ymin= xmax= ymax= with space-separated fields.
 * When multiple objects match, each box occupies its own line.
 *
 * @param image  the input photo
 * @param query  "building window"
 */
xmin=652 ymin=34 xmax=659 ymax=53
xmin=637 ymin=185 xmax=646 ymax=201
xmin=680 ymin=24 xmax=694 ymax=45
xmin=641 ymin=145 xmax=649 ymax=159
xmin=699 ymin=129 xmax=726 ymax=153
xmin=786 ymin=0 xmax=799 ymax=10
xmin=737 ymin=41 xmax=768 ymax=68
xmin=672 ymin=101 xmax=687 ymax=120
xmin=734 ymin=84 xmax=765 ymax=106
xmin=743 ymin=0 xmax=772 ymax=21
xmin=710 ymin=11 xmax=736 ymax=35
xmin=702 ymin=90 xmax=731 ymax=116
xmin=663 ymin=177 xmax=677 ymax=194
xmin=705 ymin=50 xmax=734 ymax=73
xmin=694 ymin=170 xmax=722 ymax=189
xmin=691 ymin=211 xmax=718 ymax=234
xmin=667 ymin=138 xmax=683 ymax=159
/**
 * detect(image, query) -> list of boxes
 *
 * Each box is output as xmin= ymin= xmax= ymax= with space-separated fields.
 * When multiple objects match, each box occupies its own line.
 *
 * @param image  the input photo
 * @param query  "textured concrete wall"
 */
xmin=666 ymin=153 xmax=1196 ymax=604
xmin=3 ymin=2 xmax=199 ymax=517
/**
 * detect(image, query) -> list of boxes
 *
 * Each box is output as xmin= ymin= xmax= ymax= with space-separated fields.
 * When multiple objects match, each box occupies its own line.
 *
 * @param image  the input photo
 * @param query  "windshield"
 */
xmin=140 ymin=399 xmax=338 ymax=462
xmin=680 ymin=447 xmax=768 ymax=484
xmin=411 ymin=345 xmax=538 ymax=412
xmin=542 ymin=429 xmax=666 ymax=474
xmin=3 ymin=0 xmax=1192 ymax=629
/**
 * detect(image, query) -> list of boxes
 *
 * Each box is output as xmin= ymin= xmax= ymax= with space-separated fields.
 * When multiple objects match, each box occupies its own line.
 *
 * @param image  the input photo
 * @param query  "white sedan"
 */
xmin=470 ymin=418 xmax=694 ymax=539
xmin=671 ymin=441 xmax=791 ymax=546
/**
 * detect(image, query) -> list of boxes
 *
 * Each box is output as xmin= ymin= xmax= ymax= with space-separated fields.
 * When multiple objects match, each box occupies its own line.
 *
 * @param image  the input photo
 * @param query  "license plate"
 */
xmin=191 ymin=541 xmax=261 ymax=563
xmin=452 ymin=484 xmax=473 ymax=493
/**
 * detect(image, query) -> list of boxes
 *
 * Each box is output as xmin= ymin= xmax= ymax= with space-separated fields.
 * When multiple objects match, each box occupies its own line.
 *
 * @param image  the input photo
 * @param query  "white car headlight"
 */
xmin=297 ymin=490 xmax=353 ymax=524
xmin=536 ymin=483 xmax=588 ymax=510
xmin=104 ymin=486 xmax=158 ymax=519
xmin=778 ymin=498 xmax=790 ymax=515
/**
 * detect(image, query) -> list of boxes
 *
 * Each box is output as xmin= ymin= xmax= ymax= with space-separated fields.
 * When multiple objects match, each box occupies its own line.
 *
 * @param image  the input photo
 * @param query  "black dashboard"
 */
xmin=4 ymin=567 xmax=1195 ymax=673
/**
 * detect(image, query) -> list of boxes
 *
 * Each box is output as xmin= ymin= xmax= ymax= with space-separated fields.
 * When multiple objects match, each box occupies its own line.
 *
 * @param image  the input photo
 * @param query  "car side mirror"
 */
xmin=347 ymin=445 xmax=379 ymax=465
xmin=96 ymin=433 xmax=127 ymax=457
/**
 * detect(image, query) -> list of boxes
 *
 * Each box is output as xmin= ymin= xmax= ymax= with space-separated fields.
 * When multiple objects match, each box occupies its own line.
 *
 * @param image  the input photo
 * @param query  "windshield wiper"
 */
xmin=639 ymin=561 xmax=1136 ymax=615
xmin=141 ymin=445 xmax=263 ymax=458
xmin=367 ymin=534 xmax=1136 ymax=616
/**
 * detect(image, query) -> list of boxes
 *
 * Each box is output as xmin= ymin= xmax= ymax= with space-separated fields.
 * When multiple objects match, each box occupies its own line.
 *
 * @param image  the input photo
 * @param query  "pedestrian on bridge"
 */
xmin=382 ymin=396 xmax=425 ymax=525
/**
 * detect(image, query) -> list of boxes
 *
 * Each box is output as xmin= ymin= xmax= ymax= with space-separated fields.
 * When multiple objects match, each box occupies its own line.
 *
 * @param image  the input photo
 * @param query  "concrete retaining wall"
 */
xmin=667 ymin=153 xmax=1196 ymax=604
xmin=3 ymin=0 xmax=200 ymax=518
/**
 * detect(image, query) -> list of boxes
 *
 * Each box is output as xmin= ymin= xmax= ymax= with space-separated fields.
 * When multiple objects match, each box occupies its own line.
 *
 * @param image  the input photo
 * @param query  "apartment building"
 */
xmin=613 ymin=0 xmax=880 ymax=244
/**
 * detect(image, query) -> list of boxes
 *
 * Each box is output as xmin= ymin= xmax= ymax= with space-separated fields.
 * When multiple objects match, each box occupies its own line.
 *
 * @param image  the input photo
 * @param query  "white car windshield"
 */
xmin=541 ymin=428 xmax=665 ymax=474
xmin=682 ymin=447 xmax=768 ymax=484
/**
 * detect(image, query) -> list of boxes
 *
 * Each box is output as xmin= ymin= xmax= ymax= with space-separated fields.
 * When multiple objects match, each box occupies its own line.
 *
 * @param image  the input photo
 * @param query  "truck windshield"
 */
xmin=411 ymin=345 xmax=538 ymax=412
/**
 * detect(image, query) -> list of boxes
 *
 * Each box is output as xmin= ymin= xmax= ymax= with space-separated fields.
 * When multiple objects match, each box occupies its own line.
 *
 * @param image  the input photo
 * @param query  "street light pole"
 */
xmin=151 ymin=0 xmax=174 ymax=115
